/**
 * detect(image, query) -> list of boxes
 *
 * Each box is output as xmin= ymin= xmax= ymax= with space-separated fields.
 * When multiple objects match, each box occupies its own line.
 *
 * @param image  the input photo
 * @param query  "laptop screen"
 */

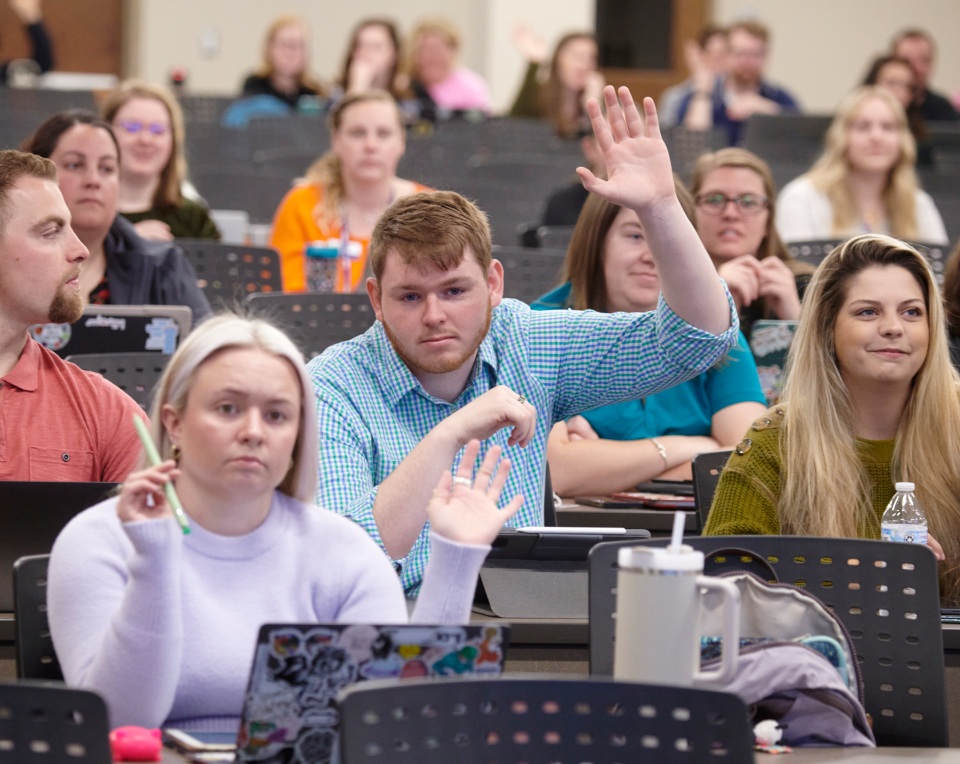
xmin=235 ymin=623 xmax=509 ymax=763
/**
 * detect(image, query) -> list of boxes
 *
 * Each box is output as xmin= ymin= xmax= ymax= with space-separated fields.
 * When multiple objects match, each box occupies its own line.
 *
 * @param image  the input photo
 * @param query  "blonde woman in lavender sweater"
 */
xmin=48 ymin=314 xmax=522 ymax=731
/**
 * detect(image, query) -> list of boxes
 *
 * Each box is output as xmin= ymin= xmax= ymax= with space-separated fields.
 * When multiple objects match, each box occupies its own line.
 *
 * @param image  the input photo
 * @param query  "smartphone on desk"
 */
xmin=635 ymin=479 xmax=694 ymax=497
xmin=574 ymin=495 xmax=647 ymax=509
xmin=612 ymin=491 xmax=695 ymax=509
xmin=163 ymin=729 xmax=237 ymax=760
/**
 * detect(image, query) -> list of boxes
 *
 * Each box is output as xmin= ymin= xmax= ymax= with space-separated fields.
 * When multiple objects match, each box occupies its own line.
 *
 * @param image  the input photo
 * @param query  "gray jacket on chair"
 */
xmin=104 ymin=215 xmax=212 ymax=323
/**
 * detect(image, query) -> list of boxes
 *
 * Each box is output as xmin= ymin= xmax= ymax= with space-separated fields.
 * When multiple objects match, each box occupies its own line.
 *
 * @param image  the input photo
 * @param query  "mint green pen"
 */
xmin=133 ymin=416 xmax=190 ymax=534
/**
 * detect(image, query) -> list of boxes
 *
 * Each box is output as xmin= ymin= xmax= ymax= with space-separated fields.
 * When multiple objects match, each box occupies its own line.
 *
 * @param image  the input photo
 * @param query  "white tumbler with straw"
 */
xmin=614 ymin=511 xmax=741 ymax=686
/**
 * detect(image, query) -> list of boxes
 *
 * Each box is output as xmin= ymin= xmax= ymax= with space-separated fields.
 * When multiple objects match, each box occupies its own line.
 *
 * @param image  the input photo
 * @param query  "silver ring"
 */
xmin=452 ymin=476 xmax=472 ymax=488
xmin=518 ymin=395 xmax=525 ymax=404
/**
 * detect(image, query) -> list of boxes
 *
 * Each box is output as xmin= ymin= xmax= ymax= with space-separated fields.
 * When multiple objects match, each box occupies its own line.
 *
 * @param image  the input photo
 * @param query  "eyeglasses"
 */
xmin=695 ymin=192 xmax=768 ymax=215
xmin=115 ymin=119 xmax=170 ymax=136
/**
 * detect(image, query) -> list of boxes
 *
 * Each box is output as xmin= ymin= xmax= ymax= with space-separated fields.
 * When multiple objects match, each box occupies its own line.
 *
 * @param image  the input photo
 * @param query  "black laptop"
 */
xmin=0 ymin=482 xmax=118 ymax=611
xmin=27 ymin=305 xmax=192 ymax=358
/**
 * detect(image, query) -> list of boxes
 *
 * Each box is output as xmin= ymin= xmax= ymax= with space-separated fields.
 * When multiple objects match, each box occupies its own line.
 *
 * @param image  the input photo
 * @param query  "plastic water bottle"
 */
xmin=880 ymin=482 xmax=928 ymax=545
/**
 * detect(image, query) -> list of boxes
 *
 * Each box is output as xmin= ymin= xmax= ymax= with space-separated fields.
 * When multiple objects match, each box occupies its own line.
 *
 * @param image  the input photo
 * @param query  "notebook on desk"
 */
xmin=167 ymin=622 xmax=510 ymax=763
xmin=0 ymin=481 xmax=117 ymax=612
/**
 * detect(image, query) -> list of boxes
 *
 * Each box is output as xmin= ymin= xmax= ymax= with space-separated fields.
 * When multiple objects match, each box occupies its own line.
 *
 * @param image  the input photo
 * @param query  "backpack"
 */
xmin=695 ymin=569 xmax=875 ymax=747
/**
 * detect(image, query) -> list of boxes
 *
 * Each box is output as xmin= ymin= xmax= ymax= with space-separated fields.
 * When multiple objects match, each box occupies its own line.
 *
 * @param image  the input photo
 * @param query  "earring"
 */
xmin=171 ymin=445 xmax=182 ymax=461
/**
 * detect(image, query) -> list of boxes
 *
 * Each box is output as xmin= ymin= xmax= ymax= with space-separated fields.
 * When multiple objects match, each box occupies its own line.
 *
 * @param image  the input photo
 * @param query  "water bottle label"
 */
xmin=881 ymin=524 xmax=928 ymax=545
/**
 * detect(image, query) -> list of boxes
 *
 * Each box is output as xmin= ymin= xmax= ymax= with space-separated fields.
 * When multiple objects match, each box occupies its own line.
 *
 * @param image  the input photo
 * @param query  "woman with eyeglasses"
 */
xmin=23 ymin=110 xmax=211 ymax=320
xmin=690 ymin=148 xmax=812 ymax=339
xmin=776 ymin=86 xmax=947 ymax=246
xmin=101 ymin=80 xmax=221 ymax=242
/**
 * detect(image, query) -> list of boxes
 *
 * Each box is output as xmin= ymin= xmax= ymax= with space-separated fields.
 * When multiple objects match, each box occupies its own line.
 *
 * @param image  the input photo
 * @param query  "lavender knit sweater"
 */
xmin=48 ymin=492 xmax=489 ymax=730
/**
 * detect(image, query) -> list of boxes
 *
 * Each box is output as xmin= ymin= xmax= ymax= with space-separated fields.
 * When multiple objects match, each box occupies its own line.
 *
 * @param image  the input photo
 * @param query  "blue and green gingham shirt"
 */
xmin=308 ymin=294 xmax=739 ymax=593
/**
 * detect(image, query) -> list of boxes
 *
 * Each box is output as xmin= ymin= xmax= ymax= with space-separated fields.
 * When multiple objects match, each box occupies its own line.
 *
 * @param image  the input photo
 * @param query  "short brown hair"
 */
xmin=0 ymin=150 xmax=58 ymax=239
xmin=101 ymin=80 xmax=188 ymax=213
xmin=369 ymin=191 xmax=491 ymax=281
xmin=729 ymin=20 xmax=770 ymax=45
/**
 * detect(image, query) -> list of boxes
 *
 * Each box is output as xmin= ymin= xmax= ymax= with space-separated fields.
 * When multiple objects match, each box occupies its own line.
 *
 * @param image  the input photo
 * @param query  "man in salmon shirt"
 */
xmin=0 ymin=150 xmax=145 ymax=481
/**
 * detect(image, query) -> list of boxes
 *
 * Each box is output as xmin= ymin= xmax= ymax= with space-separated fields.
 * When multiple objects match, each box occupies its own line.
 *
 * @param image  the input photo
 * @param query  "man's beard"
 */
xmin=48 ymin=267 xmax=84 ymax=324
xmin=382 ymin=299 xmax=493 ymax=376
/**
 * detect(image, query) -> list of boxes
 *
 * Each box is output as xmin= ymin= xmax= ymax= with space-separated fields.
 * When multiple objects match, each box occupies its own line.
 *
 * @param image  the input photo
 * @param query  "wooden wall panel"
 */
xmin=0 ymin=0 xmax=123 ymax=76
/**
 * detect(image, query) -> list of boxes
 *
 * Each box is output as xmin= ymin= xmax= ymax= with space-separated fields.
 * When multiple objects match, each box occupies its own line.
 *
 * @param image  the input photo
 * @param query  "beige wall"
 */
xmin=125 ymin=0 xmax=960 ymax=115
xmin=714 ymin=0 xmax=960 ymax=113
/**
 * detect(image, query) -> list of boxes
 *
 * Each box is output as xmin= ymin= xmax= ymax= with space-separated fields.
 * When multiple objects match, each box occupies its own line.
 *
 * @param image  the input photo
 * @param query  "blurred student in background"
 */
xmin=678 ymin=20 xmax=799 ymax=145
xmin=241 ymin=14 xmax=325 ymax=109
xmin=333 ymin=19 xmax=406 ymax=104
xmin=405 ymin=19 xmax=491 ymax=114
xmin=101 ymin=81 xmax=220 ymax=241
xmin=891 ymin=29 xmax=957 ymax=122
xmin=658 ymin=26 xmax=728 ymax=128
xmin=270 ymin=91 xmax=429 ymax=292
xmin=777 ymin=86 xmax=948 ymax=245
xmin=509 ymin=26 xmax=604 ymax=138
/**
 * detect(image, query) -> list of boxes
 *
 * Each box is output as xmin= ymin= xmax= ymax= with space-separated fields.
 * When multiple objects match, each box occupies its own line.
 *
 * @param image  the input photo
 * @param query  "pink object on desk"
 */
xmin=110 ymin=726 xmax=162 ymax=762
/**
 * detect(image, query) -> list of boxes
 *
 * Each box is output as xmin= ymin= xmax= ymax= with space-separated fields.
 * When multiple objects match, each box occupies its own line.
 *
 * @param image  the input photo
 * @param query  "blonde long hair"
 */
xmin=779 ymin=234 xmax=960 ymax=596
xmin=303 ymin=90 xmax=403 ymax=229
xmin=101 ymin=80 xmax=187 ymax=212
xmin=256 ymin=14 xmax=324 ymax=95
xmin=804 ymin=86 xmax=920 ymax=239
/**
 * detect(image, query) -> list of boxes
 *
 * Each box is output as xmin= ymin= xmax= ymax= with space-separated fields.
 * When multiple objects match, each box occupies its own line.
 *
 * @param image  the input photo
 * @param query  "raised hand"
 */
xmin=428 ymin=440 xmax=524 ymax=546
xmin=512 ymin=23 xmax=548 ymax=64
xmin=577 ymin=86 xmax=676 ymax=213
xmin=116 ymin=461 xmax=180 ymax=524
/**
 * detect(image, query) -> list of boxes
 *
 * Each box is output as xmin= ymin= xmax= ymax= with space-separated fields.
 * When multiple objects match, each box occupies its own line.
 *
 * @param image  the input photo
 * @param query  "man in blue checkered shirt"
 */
xmin=309 ymin=87 xmax=740 ymax=593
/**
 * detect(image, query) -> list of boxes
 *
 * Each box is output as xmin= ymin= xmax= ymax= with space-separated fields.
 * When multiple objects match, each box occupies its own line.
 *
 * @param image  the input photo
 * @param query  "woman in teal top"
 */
xmin=532 ymin=181 xmax=767 ymax=495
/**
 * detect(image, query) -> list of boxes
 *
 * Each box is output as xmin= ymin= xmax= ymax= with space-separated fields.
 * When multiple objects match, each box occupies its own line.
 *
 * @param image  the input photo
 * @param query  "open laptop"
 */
xmin=28 ymin=305 xmax=193 ymax=358
xmin=165 ymin=622 xmax=509 ymax=763
xmin=0 ymin=482 xmax=117 ymax=611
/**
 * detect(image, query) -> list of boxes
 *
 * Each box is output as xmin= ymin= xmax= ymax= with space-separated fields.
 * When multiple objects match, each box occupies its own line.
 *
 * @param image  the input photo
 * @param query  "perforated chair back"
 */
xmin=245 ymin=292 xmax=376 ymax=361
xmin=588 ymin=536 xmax=947 ymax=747
xmin=339 ymin=675 xmax=753 ymax=764
xmin=0 ymin=681 xmax=110 ymax=760
xmin=691 ymin=450 xmax=732 ymax=531
xmin=12 ymin=555 xmax=61 ymax=682
xmin=497 ymin=247 xmax=566 ymax=305
xmin=786 ymin=239 xmax=951 ymax=284
xmin=176 ymin=241 xmax=282 ymax=308
xmin=64 ymin=353 xmax=170 ymax=412
xmin=740 ymin=114 xmax=832 ymax=164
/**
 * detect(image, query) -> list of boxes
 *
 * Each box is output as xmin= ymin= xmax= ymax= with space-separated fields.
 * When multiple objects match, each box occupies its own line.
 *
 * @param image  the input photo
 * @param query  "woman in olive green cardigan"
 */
xmin=509 ymin=27 xmax=604 ymax=138
xmin=704 ymin=235 xmax=957 ymax=587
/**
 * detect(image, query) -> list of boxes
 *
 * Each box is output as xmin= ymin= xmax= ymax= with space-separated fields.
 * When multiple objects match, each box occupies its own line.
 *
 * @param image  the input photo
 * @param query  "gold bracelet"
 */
xmin=650 ymin=437 xmax=668 ymax=468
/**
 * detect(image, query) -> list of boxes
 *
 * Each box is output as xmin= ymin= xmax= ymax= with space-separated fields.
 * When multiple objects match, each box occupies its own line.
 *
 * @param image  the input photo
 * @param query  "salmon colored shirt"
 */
xmin=0 ymin=338 xmax=147 ymax=481
xmin=269 ymin=182 xmax=431 ymax=293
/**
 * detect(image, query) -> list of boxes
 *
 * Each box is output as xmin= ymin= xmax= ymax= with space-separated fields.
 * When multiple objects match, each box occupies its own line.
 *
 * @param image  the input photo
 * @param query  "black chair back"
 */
xmin=176 ymin=241 xmax=282 ymax=308
xmin=245 ymin=292 xmax=375 ymax=361
xmin=497 ymin=247 xmax=567 ymax=305
xmin=65 ymin=353 xmax=170 ymax=412
xmin=339 ymin=675 xmax=753 ymax=764
xmin=536 ymin=225 xmax=576 ymax=252
xmin=189 ymin=168 xmax=294 ymax=224
xmin=542 ymin=465 xmax=556 ymax=527
xmin=691 ymin=450 xmax=732 ymax=531
xmin=588 ymin=536 xmax=947 ymax=747
xmin=0 ymin=680 xmax=110 ymax=760
xmin=12 ymin=555 xmax=61 ymax=681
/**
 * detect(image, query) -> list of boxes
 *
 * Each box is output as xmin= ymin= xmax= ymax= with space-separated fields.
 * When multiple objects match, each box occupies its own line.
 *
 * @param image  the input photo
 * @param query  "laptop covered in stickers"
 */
xmin=230 ymin=622 xmax=509 ymax=763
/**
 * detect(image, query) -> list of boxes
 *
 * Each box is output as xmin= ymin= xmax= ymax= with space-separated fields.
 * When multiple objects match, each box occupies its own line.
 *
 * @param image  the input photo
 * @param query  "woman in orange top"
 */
xmin=270 ymin=90 xmax=430 ymax=292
